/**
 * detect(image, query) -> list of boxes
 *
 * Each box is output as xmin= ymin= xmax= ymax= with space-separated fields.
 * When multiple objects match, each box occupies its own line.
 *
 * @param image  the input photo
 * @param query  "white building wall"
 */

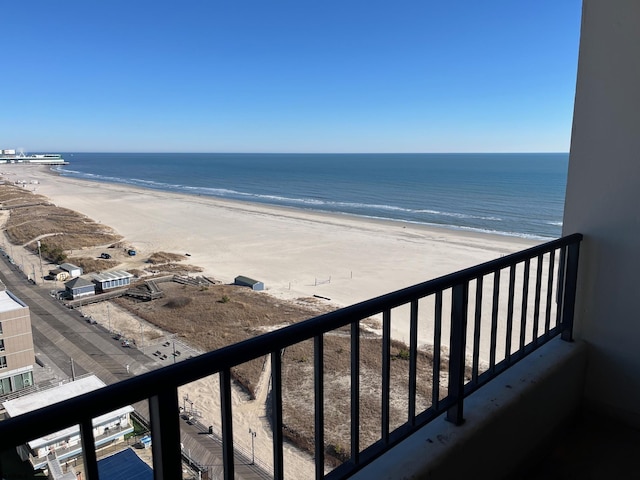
xmin=563 ymin=0 xmax=640 ymax=424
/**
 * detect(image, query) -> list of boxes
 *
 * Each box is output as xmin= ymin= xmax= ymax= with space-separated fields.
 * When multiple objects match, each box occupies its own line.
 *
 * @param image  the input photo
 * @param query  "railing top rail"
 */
xmin=0 ymin=233 xmax=582 ymax=450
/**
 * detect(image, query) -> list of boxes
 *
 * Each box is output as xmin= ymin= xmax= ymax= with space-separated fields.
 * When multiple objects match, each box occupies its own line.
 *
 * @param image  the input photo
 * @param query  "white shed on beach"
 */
xmin=234 ymin=276 xmax=265 ymax=291
xmin=59 ymin=263 xmax=83 ymax=278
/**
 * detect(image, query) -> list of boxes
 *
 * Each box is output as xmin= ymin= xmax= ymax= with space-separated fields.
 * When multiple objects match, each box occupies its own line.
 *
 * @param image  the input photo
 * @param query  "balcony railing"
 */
xmin=0 ymin=233 xmax=582 ymax=480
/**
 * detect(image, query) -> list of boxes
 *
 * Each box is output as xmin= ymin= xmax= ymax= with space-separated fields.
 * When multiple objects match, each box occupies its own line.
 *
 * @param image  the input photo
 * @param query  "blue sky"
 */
xmin=1 ymin=1 xmax=582 ymax=153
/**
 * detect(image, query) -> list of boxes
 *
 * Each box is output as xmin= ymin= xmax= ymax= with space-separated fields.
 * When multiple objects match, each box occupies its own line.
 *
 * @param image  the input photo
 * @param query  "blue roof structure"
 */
xmin=97 ymin=448 xmax=153 ymax=480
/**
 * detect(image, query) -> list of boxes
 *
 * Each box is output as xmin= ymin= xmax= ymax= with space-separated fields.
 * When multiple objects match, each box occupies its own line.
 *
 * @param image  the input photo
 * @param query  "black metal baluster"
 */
xmin=545 ymin=250 xmax=556 ymax=335
xmin=519 ymin=259 xmax=531 ymax=351
xmin=472 ymin=277 xmax=483 ymax=384
xmin=382 ymin=310 xmax=391 ymax=444
xmin=80 ymin=419 xmax=99 ymax=480
xmin=555 ymin=246 xmax=567 ymax=329
xmin=561 ymin=241 xmax=581 ymax=341
xmin=272 ymin=350 xmax=284 ymax=479
xmin=314 ymin=335 xmax=325 ymax=480
xmin=149 ymin=388 xmax=182 ymax=480
xmin=505 ymin=265 xmax=516 ymax=362
xmin=446 ymin=282 xmax=469 ymax=425
xmin=533 ymin=254 xmax=544 ymax=345
xmin=351 ymin=320 xmax=360 ymax=464
xmin=220 ymin=368 xmax=235 ymax=480
xmin=490 ymin=270 xmax=500 ymax=371
xmin=408 ymin=299 xmax=419 ymax=425
xmin=432 ymin=292 xmax=443 ymax=409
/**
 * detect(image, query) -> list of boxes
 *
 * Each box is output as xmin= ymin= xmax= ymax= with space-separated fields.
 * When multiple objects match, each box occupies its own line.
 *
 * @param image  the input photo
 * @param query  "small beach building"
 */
xmin=64 ymin=277 xmax=95 ymax=299
xmin=234 ymin=275 xmax=265 ymax=291
xmin=1 ymin=375 xmax=134 ymax=471
xmin=90 ymin=270 xmax=134 ymax=293
xmin=58 ymin=263 xmax=82 ymax=278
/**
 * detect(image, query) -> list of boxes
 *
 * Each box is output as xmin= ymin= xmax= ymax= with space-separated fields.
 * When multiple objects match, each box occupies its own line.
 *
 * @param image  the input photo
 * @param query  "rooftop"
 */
xmin=2 ymin=375 xmax=134 ymax=450
xmin=90 ymin=270 xmax=134 ymax=282
xmin=0 ymin=289 xmax=28 ymax=313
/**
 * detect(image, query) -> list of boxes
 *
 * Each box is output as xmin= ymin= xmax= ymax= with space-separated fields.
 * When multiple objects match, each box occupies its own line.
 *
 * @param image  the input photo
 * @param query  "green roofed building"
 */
xmin=234 ymin=276 xmax=265 ymax=291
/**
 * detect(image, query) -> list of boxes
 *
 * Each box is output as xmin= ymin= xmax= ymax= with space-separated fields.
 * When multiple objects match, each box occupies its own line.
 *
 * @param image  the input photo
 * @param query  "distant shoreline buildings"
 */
xmin=0 ymin=149 xmax=68 ymax=165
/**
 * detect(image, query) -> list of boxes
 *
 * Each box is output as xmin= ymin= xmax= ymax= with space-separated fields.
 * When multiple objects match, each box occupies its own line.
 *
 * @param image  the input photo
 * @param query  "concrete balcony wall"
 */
xmin=352 ymin=339 xmax=587 ymax=480
xmin=563 ymin=0 xmax=640 ymax=424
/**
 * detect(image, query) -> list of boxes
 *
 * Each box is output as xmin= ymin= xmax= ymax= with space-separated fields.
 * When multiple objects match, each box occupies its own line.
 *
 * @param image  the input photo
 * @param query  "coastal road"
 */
xmin=0 ymin=254 xmax=273 ymax=480
xmin=0 ymin=257 xmax=153 ymax=384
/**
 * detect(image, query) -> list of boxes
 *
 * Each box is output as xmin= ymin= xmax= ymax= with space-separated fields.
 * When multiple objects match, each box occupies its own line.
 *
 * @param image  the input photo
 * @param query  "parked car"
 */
xmin=127 ymin=249 xmax=136 ymax=256
xmin=100 ymin=253 xmax=111 ymax=259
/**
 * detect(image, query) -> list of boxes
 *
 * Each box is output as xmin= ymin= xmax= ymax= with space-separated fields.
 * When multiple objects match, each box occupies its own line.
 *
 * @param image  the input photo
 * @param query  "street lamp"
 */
xmin=249 ymin=428 xmax=257 ymax=465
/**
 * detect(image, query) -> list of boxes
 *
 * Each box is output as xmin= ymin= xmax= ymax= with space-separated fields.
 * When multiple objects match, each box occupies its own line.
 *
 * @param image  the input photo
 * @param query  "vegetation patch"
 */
xmin=114 ymin=283 xmax=333 ymax=398
xmin=0 ymin=183 xmax=122 ymax=270
xmin=113 ymin=282 xmax=454 ymax=465
xmin=67 ymin=257 xmax=118 ymax=273
xmin=30 ymin=240 xmax=68 ymax=263
xmin=147 ymin=251 xmax=186 ymax=264
xmin=164 ymin=296 xmax=192 ymax=309
xmin=144 ymin=263 xmax=203 ymax=274
xmin=0 ymin=184 xmax=50 ymax=208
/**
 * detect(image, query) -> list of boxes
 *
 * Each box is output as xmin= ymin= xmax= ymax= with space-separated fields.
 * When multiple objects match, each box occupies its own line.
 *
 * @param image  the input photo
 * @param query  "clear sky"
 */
xmin=1 ymin=1 xmax=582 ymax=153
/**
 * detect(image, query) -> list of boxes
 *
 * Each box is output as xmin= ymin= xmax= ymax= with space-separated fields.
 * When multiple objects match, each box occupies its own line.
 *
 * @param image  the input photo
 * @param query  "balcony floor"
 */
xmin=520 ymin=413 xmax=640 ymax=479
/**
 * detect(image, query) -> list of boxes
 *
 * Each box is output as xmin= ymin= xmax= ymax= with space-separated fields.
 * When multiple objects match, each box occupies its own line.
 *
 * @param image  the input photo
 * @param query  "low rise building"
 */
xmin=90 ymin=270 xmax=134 ymax=292
xmin=234 ymin=275 xmax=265 ymax=291
xmin=1 ymin=375 xmax=134 ymax=471
xmin=58 ymin=263 xmax=82 ymax=278
xmin=64 ymin=277 xmax=95 ymax=299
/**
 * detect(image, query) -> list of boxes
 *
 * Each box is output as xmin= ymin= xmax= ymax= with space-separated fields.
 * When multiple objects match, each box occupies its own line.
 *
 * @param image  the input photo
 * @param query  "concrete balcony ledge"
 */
xmin=351 ymin=338 xmax=588 ymax=480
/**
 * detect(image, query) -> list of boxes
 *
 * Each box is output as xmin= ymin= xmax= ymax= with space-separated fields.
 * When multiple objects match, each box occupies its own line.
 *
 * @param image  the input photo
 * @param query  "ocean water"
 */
xmin=54 ymin=153 xmax=568 ymax=240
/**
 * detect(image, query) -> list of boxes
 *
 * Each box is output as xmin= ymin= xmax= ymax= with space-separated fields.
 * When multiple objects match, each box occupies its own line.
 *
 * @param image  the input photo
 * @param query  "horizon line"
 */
xmin=50 ymin=151 xmax=570 ymax=155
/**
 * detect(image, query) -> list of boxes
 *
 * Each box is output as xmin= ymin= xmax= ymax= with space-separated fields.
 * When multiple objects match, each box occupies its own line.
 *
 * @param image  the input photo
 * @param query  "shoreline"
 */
xmin=43 ymin=165 xmax=544 ymax=246
xmin=48 ymin=161 xmax=558 ymax=242
xmin=3 ymin=165 xmax=539 ymax=309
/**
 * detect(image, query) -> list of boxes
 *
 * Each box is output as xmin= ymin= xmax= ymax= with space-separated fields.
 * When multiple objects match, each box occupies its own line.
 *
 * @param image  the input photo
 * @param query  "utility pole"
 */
xmin=37 ymin=240 xmax=44 ymax=281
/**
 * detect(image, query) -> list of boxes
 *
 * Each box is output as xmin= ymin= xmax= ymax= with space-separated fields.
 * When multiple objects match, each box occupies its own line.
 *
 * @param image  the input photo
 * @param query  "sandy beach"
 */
xmin=1 ymin=164 xmax=544 ymax=362
xmin=1 ymin=164 xmax=542 ymax=477
xmin=6 ymin=164 xmax=536 ymax=310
